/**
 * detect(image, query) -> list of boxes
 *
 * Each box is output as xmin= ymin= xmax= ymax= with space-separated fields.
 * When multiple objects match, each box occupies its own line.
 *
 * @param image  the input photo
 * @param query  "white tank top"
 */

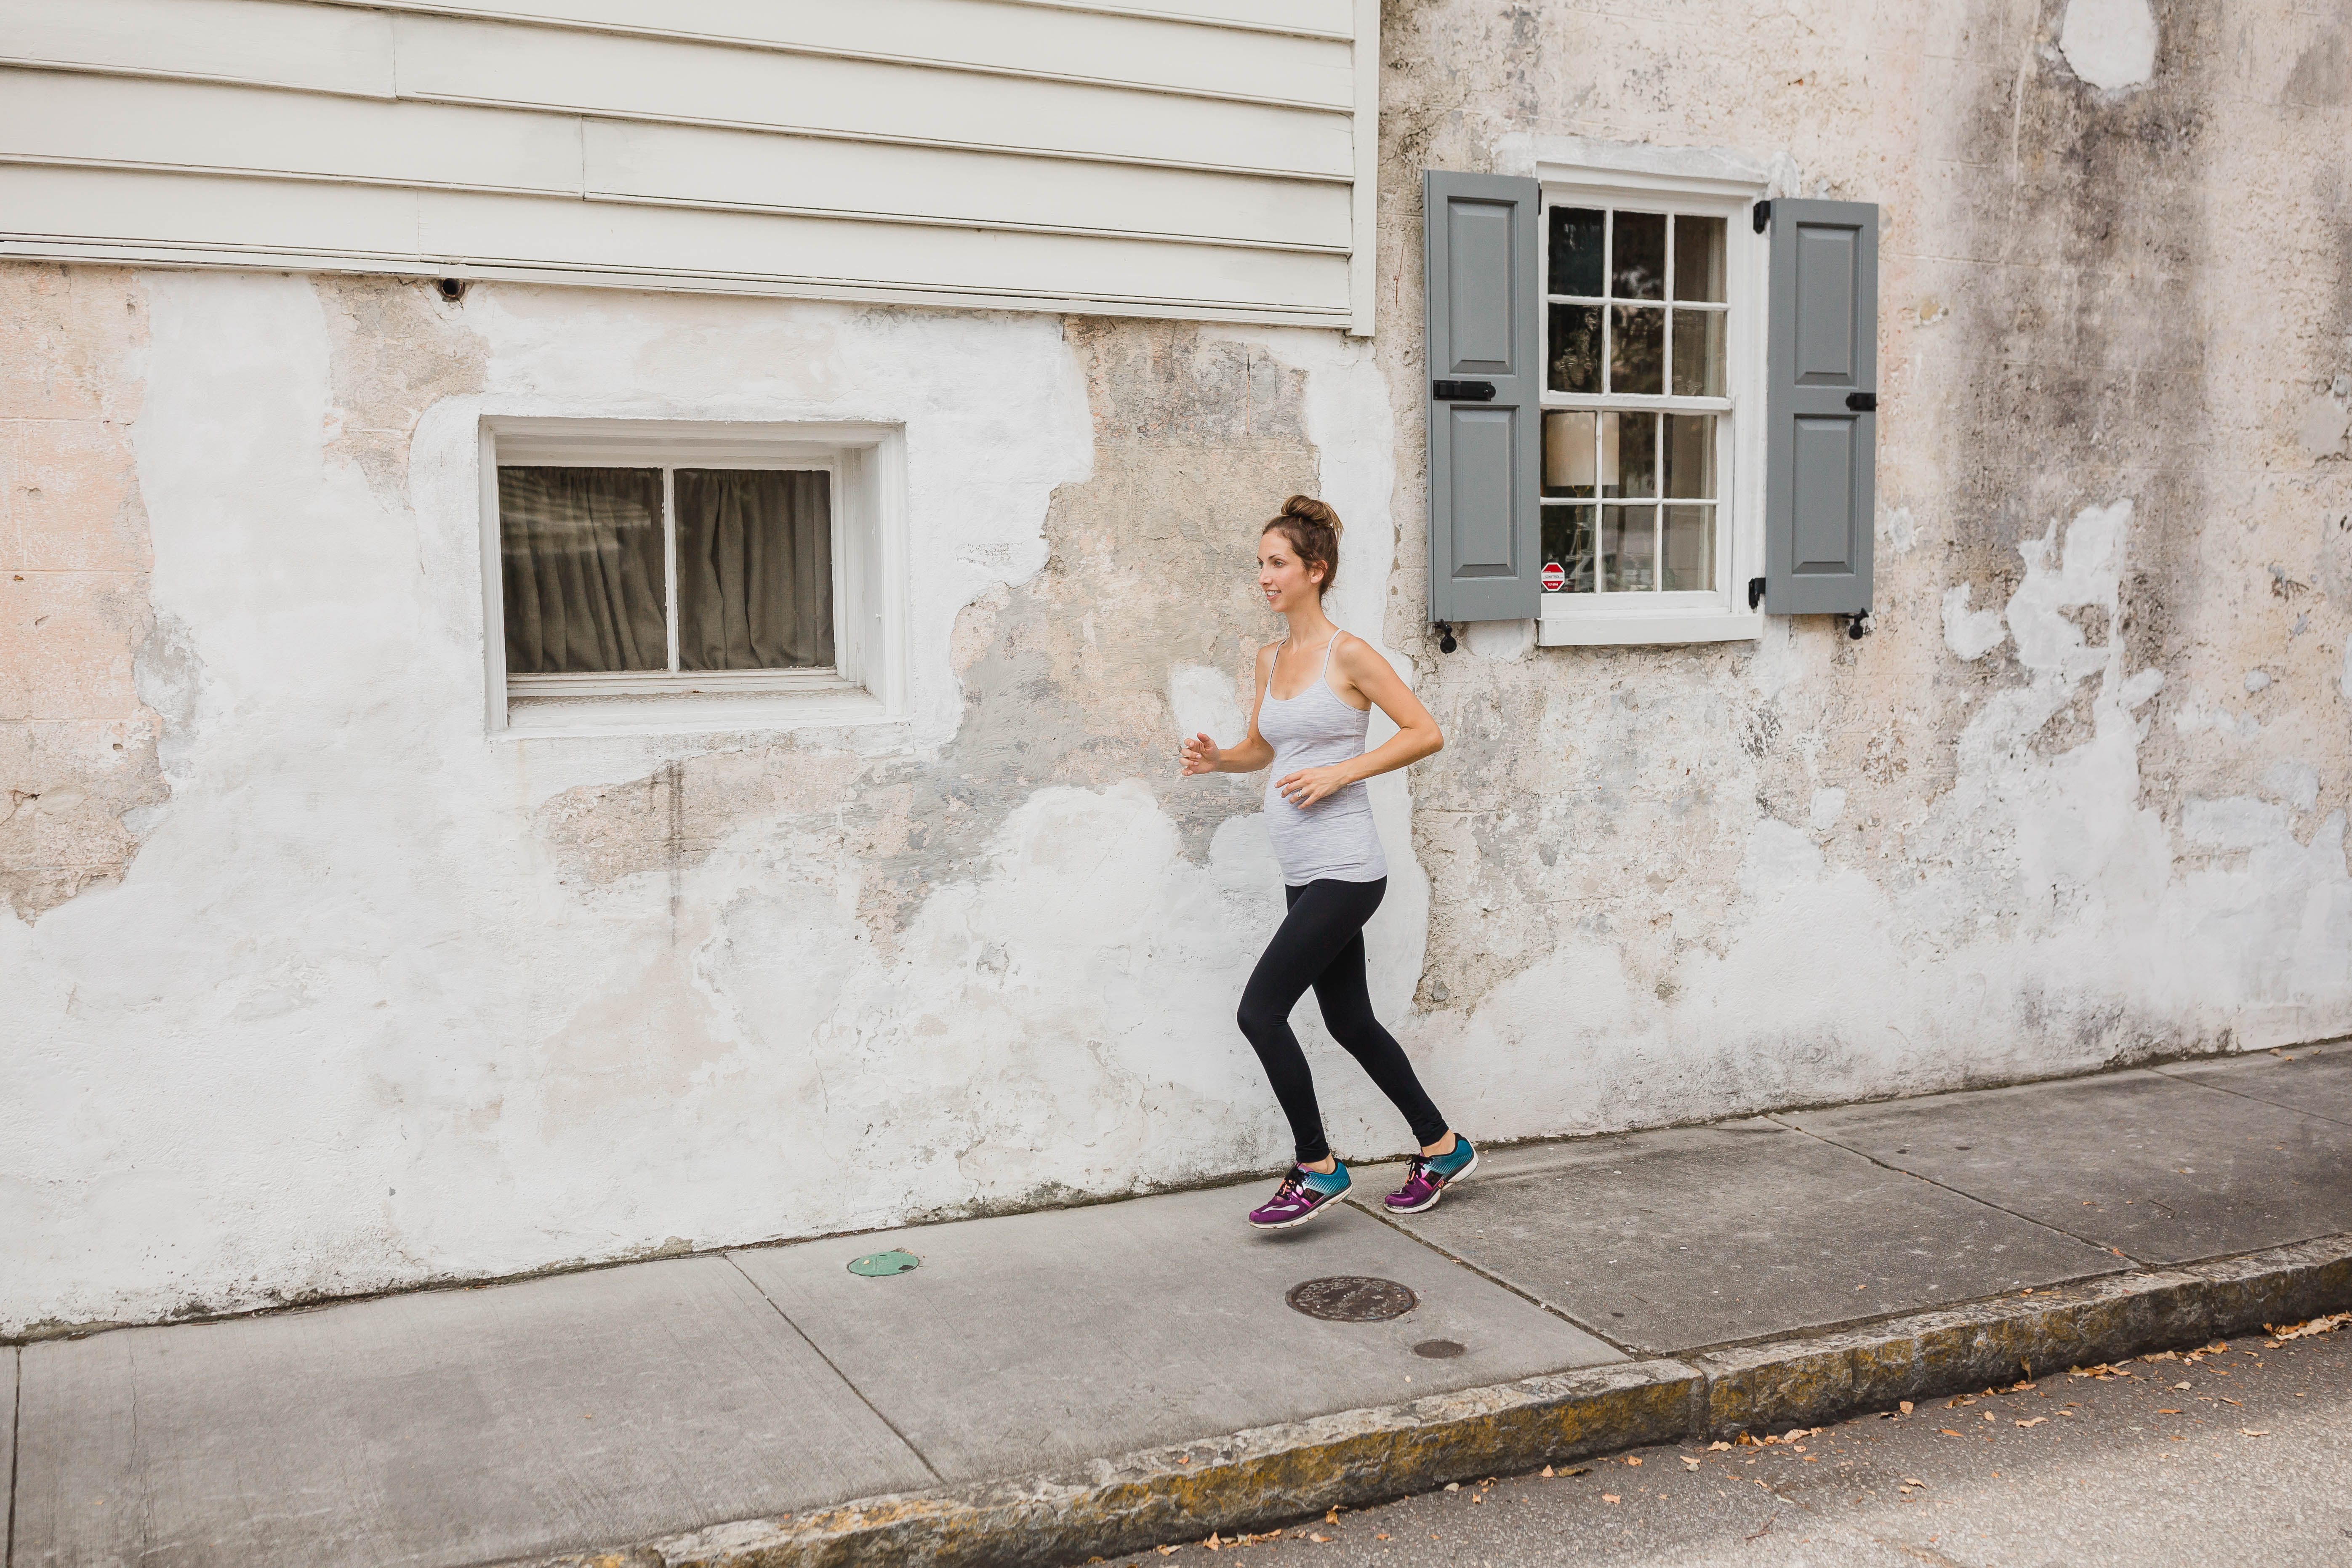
xmin=1257 ymin=631 xmax=1388 ymax=886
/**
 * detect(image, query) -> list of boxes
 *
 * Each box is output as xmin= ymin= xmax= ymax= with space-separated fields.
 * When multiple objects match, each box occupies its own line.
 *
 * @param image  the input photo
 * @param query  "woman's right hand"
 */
xmin=1180 ymin=732 xmax=1222 ymax=776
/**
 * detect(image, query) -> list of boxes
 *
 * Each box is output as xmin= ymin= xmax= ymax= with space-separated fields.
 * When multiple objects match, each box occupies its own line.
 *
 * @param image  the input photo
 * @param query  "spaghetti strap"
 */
xmin=1317 ymin=631 xmax=1341 ymax=682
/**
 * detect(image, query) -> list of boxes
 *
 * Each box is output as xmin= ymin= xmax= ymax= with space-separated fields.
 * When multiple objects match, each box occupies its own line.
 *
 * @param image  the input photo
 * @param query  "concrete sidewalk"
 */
xmin=11 ymin=1046 xmax=2352 ymax=1568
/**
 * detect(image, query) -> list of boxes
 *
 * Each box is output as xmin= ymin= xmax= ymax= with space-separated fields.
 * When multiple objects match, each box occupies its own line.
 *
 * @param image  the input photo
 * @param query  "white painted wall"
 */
xmin=0 ymin=0 xmax=1377 ymax=330
xmin=0 ymin=272 xmax=1433 ymax=1335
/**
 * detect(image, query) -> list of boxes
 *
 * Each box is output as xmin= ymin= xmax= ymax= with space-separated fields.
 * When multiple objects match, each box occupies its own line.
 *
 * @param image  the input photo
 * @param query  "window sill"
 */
xmin=1537 ymin=607 xmax=1763 ymax=647
xmin=497 ymin=685 xmax=894 ymax=740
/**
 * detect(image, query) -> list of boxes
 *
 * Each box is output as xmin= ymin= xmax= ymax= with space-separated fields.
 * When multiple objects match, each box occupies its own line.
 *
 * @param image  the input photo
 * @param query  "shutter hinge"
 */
xmin=1747 ymin=576 xmax=1766 ymax=611
xmin=1751 ymin=200 xmax=1771 ymax=234
xmin=1846 ymin=609 xmax=1874 ymax=639
xmin=1846 ymin=392 xmax=1878 ymax=412
xmin=1431 ymin=379 xmax=1496 ymax=401
xmin=1433 ymin=621 xmax=1458 ymax=653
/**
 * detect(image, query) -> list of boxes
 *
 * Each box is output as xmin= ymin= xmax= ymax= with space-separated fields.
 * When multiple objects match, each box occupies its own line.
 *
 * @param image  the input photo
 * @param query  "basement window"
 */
xmin=480 ymin=419 xmax=904 ymax=735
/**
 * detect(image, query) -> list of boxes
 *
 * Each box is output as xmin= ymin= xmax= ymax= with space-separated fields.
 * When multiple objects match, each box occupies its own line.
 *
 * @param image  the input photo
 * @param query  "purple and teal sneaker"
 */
xmin=1384 ymin=1138 xmax=1477 ymax=1214
xmin=1247 ymin=1164 xmax=1352 ymax=1230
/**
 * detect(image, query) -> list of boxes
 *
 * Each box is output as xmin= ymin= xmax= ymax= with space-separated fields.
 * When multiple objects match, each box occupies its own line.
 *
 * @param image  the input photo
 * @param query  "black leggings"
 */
xmin=1237 ymin=877 xmax=1449 ymax=1166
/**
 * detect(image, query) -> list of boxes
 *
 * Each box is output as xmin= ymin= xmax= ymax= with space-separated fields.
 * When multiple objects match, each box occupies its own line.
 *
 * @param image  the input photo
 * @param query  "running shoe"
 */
xmin=1384 ymin=1137 xmax=1477 ymax=1214
xmin=1247 ymin=1163 xmax=1352 ymax=1230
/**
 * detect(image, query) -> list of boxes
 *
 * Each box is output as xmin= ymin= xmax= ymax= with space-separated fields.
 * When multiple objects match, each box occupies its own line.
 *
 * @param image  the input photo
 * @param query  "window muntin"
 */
xmin=497 ymin=460 xmax=837 ymax=692
xmin=1541 ymin=201 xmax=1733 ymax=601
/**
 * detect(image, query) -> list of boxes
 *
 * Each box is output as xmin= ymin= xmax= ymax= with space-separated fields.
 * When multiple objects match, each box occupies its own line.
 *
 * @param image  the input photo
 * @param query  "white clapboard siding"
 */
xmin=0 ymin=0 xmax=1380 ymax=330
xmin=336 ymin=0 xmax=1357 ymax=106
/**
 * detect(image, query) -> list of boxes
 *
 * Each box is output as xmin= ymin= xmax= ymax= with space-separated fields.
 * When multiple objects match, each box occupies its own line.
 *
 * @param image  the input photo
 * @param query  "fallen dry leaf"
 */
xmin=2174 ymin=1382 xmax=2192 ymax=1390
xmin=2241 ymin=1429 xmax=2270 ymax=1437
xmin=1982 ymin=1412 xmax=1996 ymax=1422
xmin=1939 ymin=1429 xmax=1963 ymax=1438
xmin=2221 ymin=1398 xmax=2243 ymax=1407
xmin=1682 ymin=1457 xmax=1702 ymax=1470
xmin=1324 ymin=1507 xmax=1342 ymax=1525
xmin=1902 ymin=1477 xmax=1928 ymax=1488
xmin=2158 ymin=1409 xmax=2182 ymax=1415
xmin=1898 ymin=1401 xmax=1914 ymax=1415
xmin=1709 ymin=1441 xmax=1732 ymax=1451
xmin=1308 ymin=1534 xmax=1329 ymax=1543
xmin=2269 ymin=1312 xmax=2352 ymax=1341
xmin=1539 ymin=1466 xmax=1554 ymax=1477
xmin=1602 ymin=1493 xmax=1620 ymax=1505
xmin=1443 ymin=1483 xmax=1459 ymax=1493
xmin=1155 ymin=1547 xmax=1179 ymax=1557
xmin=1625 ymin=1457 xmax=1642 ymax=1467
xmin=2016 ymin=1418 xmax=2046 ymax=1428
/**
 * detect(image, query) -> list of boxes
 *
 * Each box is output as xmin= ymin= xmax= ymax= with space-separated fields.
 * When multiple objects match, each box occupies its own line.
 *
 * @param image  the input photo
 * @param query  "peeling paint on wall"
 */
xmin=0 ymin=264 xmax=168 ymax=921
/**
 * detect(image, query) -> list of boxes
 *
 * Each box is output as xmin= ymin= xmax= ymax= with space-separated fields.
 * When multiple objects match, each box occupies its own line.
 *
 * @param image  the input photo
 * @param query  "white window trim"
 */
xmin=478 ymin=417 xmax=909 ymax=738
xmin=1524 ymin=145 xmax=1771 ymax=648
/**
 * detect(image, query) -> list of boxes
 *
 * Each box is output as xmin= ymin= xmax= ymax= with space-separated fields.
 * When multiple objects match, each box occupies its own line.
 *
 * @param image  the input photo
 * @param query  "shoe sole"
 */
xmin=1247 ymin=1190 xmax=1349 ymax=1231
xmin=1384 ymin=1150 xmax=1478 ymax=1215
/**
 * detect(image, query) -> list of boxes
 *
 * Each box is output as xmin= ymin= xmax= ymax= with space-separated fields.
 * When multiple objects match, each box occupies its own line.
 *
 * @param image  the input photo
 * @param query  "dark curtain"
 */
xmin=498 ymin=467 xmax=666 ymax=674
xmin=676 ymin=469 xmax=834 ymax=671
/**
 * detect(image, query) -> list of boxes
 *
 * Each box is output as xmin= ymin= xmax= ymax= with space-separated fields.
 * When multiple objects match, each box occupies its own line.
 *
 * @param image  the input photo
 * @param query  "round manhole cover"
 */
xmin=1413 ymin=1339 xmax=1466 ymax=1359
xmin=847 ymin=1249 xmax=921 ymax=1277
xmin=1287 ymin=1276 xmax=1418 ymax=1322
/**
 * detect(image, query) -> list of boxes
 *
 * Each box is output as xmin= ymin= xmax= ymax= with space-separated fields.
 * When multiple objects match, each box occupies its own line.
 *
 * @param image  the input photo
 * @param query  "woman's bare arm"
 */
xmin=1180 ymin=642 xmax=1278 ymax=776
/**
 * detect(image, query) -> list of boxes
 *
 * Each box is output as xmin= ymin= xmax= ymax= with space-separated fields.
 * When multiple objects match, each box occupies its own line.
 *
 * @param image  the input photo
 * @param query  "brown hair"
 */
xmin=1260 ymin=495 xmax=1345 ymax=596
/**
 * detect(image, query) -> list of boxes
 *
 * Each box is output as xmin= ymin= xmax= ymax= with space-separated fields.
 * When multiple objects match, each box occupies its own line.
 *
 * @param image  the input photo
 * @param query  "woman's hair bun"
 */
xmin=1281 ymin=494 xmax=1342 ymax=534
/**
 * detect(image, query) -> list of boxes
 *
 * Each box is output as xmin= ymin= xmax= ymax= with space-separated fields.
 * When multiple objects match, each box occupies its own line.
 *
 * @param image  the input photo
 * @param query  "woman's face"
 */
xmin=1258 ymin=530 xmax=1323 ymax=615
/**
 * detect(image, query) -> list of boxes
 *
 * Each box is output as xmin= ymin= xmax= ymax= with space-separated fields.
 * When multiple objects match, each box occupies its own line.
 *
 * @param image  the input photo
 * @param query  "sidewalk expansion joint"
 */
xmin=497 ymin=1232 xmax=2352 ymax=1568
xmin=721 ymin=1254 xmax=944 ymax=1484
xmin=1763 ymin=1113 xmax=2149 ymax=1267
xmin=2150 ymin=1061 xmax=2352 ymax=1130
xmin=1335 ymin=1193 xmax=1645 ymax=1358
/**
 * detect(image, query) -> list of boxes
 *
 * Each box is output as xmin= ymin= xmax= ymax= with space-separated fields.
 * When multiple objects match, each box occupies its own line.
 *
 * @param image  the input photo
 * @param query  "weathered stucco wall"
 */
xmin=1375 ymin=0 xmax=2352 ymax=1132
xmin=4 ymin=0 xmax=2349 ymax=1335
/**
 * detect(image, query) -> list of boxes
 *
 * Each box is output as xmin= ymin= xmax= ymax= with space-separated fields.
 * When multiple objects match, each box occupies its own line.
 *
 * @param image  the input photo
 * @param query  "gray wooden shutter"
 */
xmin=1424 ymin=170 xmax=1541 ymax=624
xmin=1761 ymin=199 xmax=1880 ymax=616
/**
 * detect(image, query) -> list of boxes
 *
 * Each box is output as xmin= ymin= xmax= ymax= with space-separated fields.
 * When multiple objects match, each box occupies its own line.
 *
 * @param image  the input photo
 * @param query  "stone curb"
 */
xmin=510 ymin=1232 xmax=2352 ymax=1568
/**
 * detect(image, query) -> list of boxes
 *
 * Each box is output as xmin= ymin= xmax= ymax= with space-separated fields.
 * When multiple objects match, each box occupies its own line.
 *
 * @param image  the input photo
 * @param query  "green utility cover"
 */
xmin=847 ymin=1249 xmax=920 ymax=1277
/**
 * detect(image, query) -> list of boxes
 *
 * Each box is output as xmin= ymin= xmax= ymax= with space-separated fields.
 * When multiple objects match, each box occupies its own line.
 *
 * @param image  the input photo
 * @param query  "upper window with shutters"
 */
xmin=1422 ymin=151 xmax=1876 ymax=648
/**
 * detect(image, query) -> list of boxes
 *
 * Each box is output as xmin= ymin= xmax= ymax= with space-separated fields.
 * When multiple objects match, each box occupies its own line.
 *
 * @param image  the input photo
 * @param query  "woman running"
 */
xmin=1180 ymin=495 xmax=1475 ymax=1229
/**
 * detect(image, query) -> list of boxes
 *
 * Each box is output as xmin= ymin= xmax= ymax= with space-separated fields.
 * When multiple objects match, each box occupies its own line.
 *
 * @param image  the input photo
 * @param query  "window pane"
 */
xmin=1548 ymin=206 xmax=1604 ymax=297
xmin=1601 ymin=504 xmax=1657 ymax=591
xmin=676 ymin=469 xmax=835 ymax=671
xmin=1663 ymin=413 xmax=1716 ymax=498
xmin=498 ymin=466 xmax=666 ymax=674
xmin=1542 ymin=504 xmax=1595 ymax=593
xmin=1603 ymin=412 xmax=1656 ymax=498
xmin=1612 ymin=210 xmax=1666 ymax=299
xmin=1542 ymin=410 xmax=1597 ymax=497
xmin=1548 ymin=303 xmax=1602 ymax=393
xmin=1610 ymin=304 xmax=1664 ymax=394
xmin=1672 ymin=215 xmax=1726 ymax=301
xmin=1662 ymin=505 xmax=1715 ymax=591
xmin=1671 ymin=308 xmax=1726 ymax=397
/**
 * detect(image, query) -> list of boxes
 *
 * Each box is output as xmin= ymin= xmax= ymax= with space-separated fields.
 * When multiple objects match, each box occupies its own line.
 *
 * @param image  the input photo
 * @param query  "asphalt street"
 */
xmin=1099 ymin=1318 xmax=2352 ymax=1567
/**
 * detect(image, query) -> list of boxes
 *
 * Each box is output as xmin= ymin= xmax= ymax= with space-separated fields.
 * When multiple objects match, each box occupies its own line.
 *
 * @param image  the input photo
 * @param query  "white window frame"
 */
xmin=1532 ymin=160 xmax=1769 ymax=647
xmin=478 ymin=417 xmax=908 ymax=737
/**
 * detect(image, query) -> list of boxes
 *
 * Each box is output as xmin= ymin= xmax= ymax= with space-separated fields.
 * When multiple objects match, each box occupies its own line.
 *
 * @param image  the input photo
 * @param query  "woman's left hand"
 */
xmin=1275 ymin=764 xmax=1350 ymax=809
